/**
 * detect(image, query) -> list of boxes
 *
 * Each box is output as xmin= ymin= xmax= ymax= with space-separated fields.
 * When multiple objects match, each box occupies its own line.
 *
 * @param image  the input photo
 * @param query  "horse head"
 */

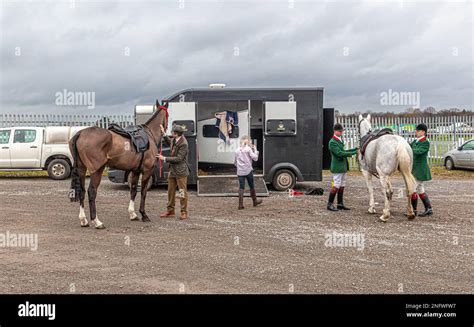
xmin=144 ymin=101 xmax=169 ymax=144
xmin=358 ymin=114 xmax=372 ymax=138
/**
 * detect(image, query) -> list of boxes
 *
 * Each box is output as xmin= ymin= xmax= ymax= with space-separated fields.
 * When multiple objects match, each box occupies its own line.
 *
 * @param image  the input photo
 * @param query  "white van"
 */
xmin=0 ymin=126 xmax=86 ymax=179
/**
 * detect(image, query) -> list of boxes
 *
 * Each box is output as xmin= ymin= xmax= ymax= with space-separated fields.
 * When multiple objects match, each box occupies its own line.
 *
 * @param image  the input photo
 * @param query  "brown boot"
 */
xmin=179 ymin=212 xmax=188 ymax=220
xmin=160 ymin=210 xmax=175 ymax=218
xmin=238 ymin=189 xmax=244 ymax=209
xmin=250 ymin=189 xmax=262 ymax=207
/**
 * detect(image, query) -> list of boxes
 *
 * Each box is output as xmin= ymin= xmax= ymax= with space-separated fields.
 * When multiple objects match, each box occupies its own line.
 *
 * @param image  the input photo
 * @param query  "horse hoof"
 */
xmin=368 ymin=208 xmax=376 ymax=214
xmin=81 ymin=224 xmax=90 ymax=228
xmin=407 ymin=214 xmax=415 ymax=220
xmin=379 ymin=216 xmax=388 ymax=223
xmin=95 ymin=224 xmax=106 ymax=229
xmin=130 ymin=216 xmax=140 ymax=221
xmin=142 ymin=217 xmax=151 ymax=223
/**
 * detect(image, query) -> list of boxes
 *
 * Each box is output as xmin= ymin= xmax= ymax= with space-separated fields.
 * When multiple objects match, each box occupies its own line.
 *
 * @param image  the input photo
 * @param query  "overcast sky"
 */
xmin=0 ymin=0 xmax=472 ymax=115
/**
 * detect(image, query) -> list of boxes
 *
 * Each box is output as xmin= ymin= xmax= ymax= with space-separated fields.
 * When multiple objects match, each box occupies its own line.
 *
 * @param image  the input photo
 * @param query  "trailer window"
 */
xmin=202 ymin=125 xmax=239 ymax=138
xmin=13 ymin=130 xmax=36 ymax=143
xmin=172 ymin=120 xmax=195 ymax=136
xmin=266 ymin=120 xmax=296 ymax=135
xmin=0 ymin=130 xmax=11 ymax=144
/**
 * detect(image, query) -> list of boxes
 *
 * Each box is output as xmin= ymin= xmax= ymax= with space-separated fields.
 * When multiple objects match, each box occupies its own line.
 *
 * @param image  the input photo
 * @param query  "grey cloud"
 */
xmin=0 ymin=0 xmax=472 ymax=115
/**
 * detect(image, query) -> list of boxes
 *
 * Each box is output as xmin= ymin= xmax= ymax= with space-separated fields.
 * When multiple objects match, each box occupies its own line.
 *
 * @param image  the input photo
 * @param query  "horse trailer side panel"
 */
xmin=263 ymin=90 xmax=323 ymax=182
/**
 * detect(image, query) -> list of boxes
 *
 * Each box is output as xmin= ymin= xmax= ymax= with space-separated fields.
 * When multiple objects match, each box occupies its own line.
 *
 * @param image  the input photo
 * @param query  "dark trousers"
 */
xmin=238 ymin=172 xmax=255 ymax=190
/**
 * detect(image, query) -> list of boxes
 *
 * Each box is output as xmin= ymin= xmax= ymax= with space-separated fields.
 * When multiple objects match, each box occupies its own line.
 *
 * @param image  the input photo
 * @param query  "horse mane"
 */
xmin=143 ymin=107 xmax=164 ymax=126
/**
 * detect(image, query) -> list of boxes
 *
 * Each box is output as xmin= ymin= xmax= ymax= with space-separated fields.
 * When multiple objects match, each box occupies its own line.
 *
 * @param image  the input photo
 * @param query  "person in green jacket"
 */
xmin=327 ymin=123 xmax=358 ymax=211
xmin=410 ymin=123 xmax=433 ymax=217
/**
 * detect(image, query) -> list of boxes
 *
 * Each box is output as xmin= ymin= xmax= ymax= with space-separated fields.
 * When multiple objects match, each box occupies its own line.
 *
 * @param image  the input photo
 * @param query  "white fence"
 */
xmin=0 ymin=113 xmax=135 ymax=129
xmin=335 ymin=114 xmax=474 ymax=168
xmin=1 ymin=112 xmax=472 ymax=168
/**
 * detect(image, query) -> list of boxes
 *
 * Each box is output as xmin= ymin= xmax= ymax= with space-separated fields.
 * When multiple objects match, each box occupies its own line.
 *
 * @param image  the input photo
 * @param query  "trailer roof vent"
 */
xmin=209 ymin=83 xmax=226 ymax=89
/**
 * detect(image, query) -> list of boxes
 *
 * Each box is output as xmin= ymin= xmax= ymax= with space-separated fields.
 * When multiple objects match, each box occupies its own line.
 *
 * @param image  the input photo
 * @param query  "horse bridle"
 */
xmin=358 ymin=118 xmax=372 ymax=136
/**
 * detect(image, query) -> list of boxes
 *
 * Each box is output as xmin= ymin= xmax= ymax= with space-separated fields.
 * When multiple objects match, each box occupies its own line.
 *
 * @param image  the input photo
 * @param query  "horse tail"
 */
xmin=397 ymin=141 xmax=416 ymax=194
xmin=69 ymin=132 xmax=82 ymax=202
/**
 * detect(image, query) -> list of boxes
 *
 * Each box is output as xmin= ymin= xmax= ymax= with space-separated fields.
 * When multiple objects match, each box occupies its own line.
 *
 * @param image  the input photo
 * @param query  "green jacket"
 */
xmin=329 ymin=137 xmax=357 ymax=173
xmin=410 ymin=138 xmax=431 ymax=181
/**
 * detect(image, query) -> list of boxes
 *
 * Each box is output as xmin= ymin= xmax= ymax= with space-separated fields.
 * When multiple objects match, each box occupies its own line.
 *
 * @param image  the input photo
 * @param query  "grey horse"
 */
xmin=358 ymin=114 xmax=416 ymax=222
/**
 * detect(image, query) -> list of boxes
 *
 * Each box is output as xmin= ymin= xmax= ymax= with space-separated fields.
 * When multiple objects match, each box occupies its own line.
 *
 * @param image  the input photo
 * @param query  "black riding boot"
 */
xmin=404 ymin=194 xmax=418 ymax=217
xmin=238 ymin=189 xmax=244 ymax=210
xmin=418 ymin=193 xmax=433 ymax=217
xmin=337 ymin=187 xmax=350 ymax=210
xmin=327 ymin=188 xmax=339 ymax=211
xmin=250 ymin=189 xmax=262 ymax=207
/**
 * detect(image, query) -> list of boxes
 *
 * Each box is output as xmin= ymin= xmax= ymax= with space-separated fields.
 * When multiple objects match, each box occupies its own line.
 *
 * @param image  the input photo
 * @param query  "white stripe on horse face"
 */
xmin=128 ymin=200 xmax=138 ymax=220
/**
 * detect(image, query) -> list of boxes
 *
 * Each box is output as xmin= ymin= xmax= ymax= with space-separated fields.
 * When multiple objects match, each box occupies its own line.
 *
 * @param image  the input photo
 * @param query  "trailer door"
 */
xmin=167 ymin=102 xmax=197 ymax=136
xmin=166 ymin=102 xmax=197 ymax=183
xmin=264 ymin=101 xmax=297 ymax=135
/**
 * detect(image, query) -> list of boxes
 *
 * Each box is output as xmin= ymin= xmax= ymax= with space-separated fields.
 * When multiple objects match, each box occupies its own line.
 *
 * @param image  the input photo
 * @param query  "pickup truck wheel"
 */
xmin=47 ymin=159 xmax=71 ymax=180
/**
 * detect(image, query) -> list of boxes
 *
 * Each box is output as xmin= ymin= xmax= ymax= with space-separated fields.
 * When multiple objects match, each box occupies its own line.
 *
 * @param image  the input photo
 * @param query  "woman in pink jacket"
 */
xmin=234 ymin=135 xmax=262 ymax=209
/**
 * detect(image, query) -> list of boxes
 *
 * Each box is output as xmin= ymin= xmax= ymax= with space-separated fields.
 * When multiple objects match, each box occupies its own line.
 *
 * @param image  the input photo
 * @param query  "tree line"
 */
xmin=336 ymin=107 xmax=473 ymax=118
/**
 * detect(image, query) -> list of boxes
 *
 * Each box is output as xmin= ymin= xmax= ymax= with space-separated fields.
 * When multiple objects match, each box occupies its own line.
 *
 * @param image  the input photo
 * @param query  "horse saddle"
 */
xmin=359 ymin=128 xmax=394 ymax=158
xmin=108 ymin=123 xmax=150 ymax=153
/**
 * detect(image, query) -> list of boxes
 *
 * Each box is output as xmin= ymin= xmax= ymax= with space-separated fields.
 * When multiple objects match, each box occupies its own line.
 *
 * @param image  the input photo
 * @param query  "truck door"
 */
xmin=9 ymin=128 xmax=42 ymax=168
xmin=0 ymin=129 xmax=12 ymax=168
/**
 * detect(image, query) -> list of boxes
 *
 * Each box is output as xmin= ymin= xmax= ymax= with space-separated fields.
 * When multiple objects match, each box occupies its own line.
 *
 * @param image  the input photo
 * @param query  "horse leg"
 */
xmin=400 ymin=170 xmax=416 ymax=219
xmin=378 ymin=174 xmax=391 ymax=222
xmin=386 ymin=179 xmax=394 ymax=201
xmin=128 ymin=171 xmax=140 ymax=221
xmin=78 ymin=164 xmax=89 ymax=227
xmin=138 ymin=170 xmax=152 ymax=222
xmin=361 ymin=169 xmax=376 ymax=214
xmin=88 ymin=167 xmax=106 ymax=229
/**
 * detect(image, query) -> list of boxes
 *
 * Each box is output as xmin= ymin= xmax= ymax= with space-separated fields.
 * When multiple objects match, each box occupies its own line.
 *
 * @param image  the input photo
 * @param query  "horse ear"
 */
xmin=358 ymin=114 xmax=363 ymax=122
xmin=367 ymin=114 xmax=371 ymax=122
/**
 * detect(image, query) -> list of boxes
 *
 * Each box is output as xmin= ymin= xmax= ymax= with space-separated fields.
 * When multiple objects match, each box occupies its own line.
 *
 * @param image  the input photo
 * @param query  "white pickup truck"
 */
xmin=0 ymin=126 xmax=87 ymax=180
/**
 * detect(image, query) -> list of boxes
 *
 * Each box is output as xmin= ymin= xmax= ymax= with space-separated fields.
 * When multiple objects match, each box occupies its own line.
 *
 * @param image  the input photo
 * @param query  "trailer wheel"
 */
xmin=128 ymin=173 xmax=153 ymax=191
xmin=272 ymin=169 xmax=296 ymax=191
xmin=47 ymin=159 xmax=71 ymax=180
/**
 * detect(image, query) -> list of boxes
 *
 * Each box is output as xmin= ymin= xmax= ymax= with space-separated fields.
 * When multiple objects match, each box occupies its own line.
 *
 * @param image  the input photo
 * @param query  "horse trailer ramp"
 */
xmin=197 ymin=175 xmax=269 ymax=197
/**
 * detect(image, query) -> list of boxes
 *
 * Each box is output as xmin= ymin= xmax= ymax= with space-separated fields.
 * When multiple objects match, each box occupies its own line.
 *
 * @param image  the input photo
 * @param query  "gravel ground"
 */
xmin=0 ymin=175 xmax=472 ymax=294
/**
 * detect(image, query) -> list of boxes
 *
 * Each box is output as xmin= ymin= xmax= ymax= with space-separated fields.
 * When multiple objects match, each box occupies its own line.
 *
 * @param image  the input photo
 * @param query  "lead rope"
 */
xmin=159 ymin=140 xmax=163 ymax=178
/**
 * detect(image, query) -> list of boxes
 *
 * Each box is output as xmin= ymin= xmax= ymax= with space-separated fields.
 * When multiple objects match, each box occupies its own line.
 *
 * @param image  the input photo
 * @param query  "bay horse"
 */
xmin=358 ymin=114 xmax=417 ymax=222
xmin=68 ymin=105 xmax=168 ymax=229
